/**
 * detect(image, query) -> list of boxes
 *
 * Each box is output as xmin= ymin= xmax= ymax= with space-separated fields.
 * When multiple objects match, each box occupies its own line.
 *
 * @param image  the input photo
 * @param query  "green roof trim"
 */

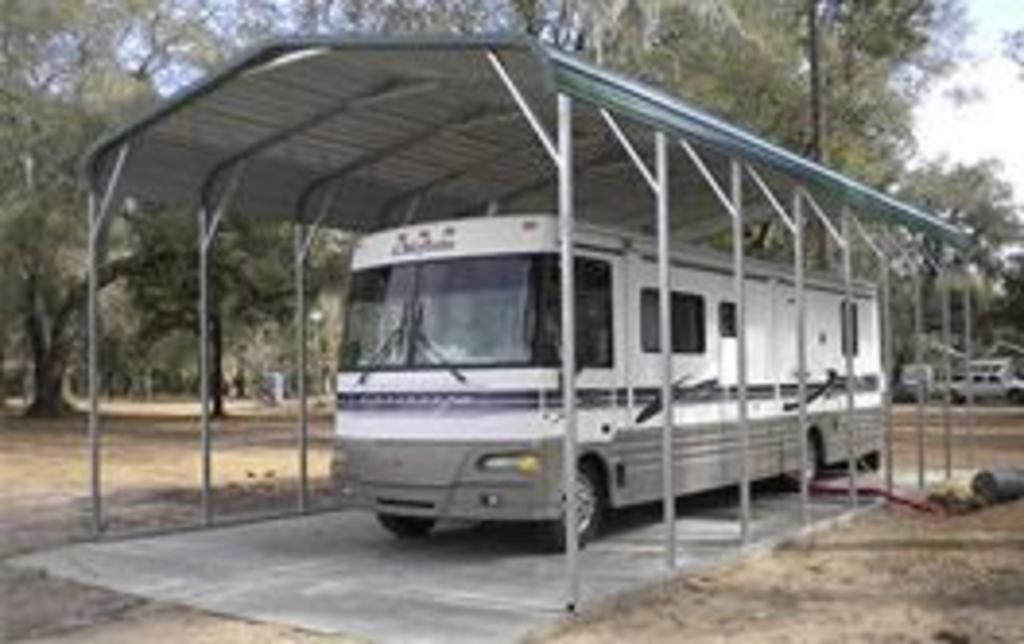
xmin=547 ymin=49 xmax=969 ymax=250
xmin=85 ymin=33 xmax=970 ymax=251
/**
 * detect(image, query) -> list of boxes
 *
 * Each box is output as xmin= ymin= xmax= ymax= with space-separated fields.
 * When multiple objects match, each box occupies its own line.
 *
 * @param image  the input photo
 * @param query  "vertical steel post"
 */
xmin=655 ymin=131 xmax=676 ymax=567
xmin=87 ymin=192 xmax=102 ymax=536
xmin=913 ymin=264 xmax=926 ymax=489
xmin=963 ymin=282 xmax=976 ymax=467
xmin=87 ymin=145 xmax=129 ymax=537
xmin=731 ymin=160 xmax=750 ymax=543
xmin=557 ymin=94 xmax=579 ymax=612
xmin=882 ymin=265 xmax=895 ymax=494
xmin=195 ymin=164 xmax=243 ymax=527
xmin=198 ymin=205 xmax=213 ymax=526
xmin=841 ymin=211 xmax=857 ymax=506
xmin=940 ymin=267 xmax=953 ymax=479
xmin=295 ymin=223 xmax=309 ymax=512
xmin=794 ymin=192 xmax=810 ymax=525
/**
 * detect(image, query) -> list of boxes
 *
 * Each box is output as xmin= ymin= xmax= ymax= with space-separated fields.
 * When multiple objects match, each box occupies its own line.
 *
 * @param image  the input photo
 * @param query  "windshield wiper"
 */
xmin=357 ymin=305 xmax=410 ymax=385
xmin=410 ymin=304 xmax=467 ymax=384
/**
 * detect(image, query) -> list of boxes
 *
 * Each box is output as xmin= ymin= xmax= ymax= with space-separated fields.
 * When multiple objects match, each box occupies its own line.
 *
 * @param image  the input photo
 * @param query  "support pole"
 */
xmin=87 ymin=144 xmax=130 ymax=537
xmin=292 ymin=187 xmax=338 ymax=514
xmin=656 ymin=131 xmax=676 ymax=567
xmin=913 ymin=263 xmax=926 ymax=490
xmin=794 ymin=192 xmax=810 ymax=525
xmin=940 ymin=266 xmax=953 ymax=480
xmin=745 ymin=166 xmax=805 ymax=524
xmin=847 ymin=215 xmax=893 ymax=495
xmin=295 ymin=223 xmax=310 ymax=512
xmin=197 ymin=163 xmax=244 ymax=526
xmin=731 ymin=160 xmax=750 ymax=543
xmin=841 ymin=210 xmax=858 ymax=507
xmin=963 ymin=280 xmax=976 ymax=467
xmin=557 ymin=94 xmax=579 ymax=612
xmin=882 ymin=264 xmax=894 ymax=494
xmin=198 ymin=204 xmax=213 ymax=526
xmin=87 ymin=193 xmax=102 ymax=536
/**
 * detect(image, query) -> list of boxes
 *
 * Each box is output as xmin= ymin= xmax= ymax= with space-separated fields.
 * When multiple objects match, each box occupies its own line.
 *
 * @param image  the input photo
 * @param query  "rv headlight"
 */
xmin=478 ymin=452 xmax=541 ymax=474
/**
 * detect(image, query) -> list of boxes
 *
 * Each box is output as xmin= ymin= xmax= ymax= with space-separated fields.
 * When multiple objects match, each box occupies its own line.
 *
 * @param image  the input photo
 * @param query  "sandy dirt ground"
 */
xmin=1 ymin=400 xmax=352 ymax=643
xmin=2 ymin=401 xmax=1023 ymax=642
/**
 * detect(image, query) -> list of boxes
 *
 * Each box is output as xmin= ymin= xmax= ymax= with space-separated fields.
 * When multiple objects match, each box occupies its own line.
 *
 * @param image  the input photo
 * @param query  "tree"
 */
xmin=123 ymin=211 xmax=331 ymax=416
xmin=993 ymin=253 xmax=1024 ymax=342
xmin=896 ymin=158 xmax=1023 ymax=353
xmin=0 ymin=0 xmax=222 ymax=415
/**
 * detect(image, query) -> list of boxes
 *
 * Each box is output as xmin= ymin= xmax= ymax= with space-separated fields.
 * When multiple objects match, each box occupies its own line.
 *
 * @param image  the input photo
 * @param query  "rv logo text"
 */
xmin=390 ymin=230 xmax=456 ymax=257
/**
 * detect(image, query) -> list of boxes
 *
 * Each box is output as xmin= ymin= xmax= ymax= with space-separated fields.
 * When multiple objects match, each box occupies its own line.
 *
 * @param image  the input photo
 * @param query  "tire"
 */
xmin=1009 ymin=389 xmax=1024 ymax=405
xmin=377 ymin=513 xmax=436 ymax=539
xmin=951 ymin=390 xmax=967 ymax=405
xmin=541 ymin=460 xmax=607 ymax=552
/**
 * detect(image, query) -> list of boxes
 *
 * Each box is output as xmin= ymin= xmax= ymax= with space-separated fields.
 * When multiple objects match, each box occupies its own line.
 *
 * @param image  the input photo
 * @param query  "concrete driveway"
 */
xmin=13 ymin=489 xmax=864 ymax=643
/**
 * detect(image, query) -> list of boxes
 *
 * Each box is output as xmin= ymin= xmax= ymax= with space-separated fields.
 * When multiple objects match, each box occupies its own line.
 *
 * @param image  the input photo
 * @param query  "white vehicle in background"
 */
xmin=951 ymin=358 xmax=1024 ymax=405
xmin=330 ymin=214 xmax=884 ymax=545
xmin=893 ymin=363 xmax=935 ymax=403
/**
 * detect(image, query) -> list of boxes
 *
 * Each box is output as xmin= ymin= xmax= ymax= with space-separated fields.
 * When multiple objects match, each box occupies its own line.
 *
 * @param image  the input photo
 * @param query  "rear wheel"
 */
xmin=377 ymin=513 xmax=436 ymax=539
xmin=1009 ymin=389 xmax=1024 ymax=405
xmin=541 ymin=461 xmax=607 ymax=551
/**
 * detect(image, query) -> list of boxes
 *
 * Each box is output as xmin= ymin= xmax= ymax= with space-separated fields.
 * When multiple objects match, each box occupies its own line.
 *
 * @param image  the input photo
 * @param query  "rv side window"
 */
xmin=537 ymin=257 xmax=614 ymax=368
xmin=640 ymin=289 xmax=706 ymax=354
xmin=840 ymin=300 xmax=859 ymax=357
xmin=575 ymin=258 xmax=614 ymax=368
xmin=719 ymin=301 xmax=737 ymax=338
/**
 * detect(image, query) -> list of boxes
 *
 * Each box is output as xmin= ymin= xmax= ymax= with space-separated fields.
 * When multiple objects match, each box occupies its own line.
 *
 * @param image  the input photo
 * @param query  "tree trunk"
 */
xmin=806 ymin=0 xmax=830 ymax=270
xmin=23 ymin=295 xmax=71 ymax=417
xmin=25 ymin=348 xmax=69 ymax=417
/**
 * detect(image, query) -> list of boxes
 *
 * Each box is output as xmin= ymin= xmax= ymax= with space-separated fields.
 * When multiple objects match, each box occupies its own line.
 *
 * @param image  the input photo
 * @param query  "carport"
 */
xmin=84 ymin=33 xmax=972 ymax=612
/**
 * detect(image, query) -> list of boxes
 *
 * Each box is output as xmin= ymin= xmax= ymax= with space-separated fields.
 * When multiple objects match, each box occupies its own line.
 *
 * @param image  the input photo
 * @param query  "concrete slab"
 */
xmin=12 ymin=490 xmax=864 ymax=643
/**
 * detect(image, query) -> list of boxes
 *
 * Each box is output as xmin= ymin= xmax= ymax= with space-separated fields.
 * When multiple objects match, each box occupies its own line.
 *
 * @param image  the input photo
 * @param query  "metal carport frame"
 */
xmin=83 ymin=33 xmax=973 ymax=613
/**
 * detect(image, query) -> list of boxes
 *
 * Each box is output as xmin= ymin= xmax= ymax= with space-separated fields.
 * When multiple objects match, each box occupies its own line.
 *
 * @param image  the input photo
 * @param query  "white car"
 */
xmin=950 ymin=359 xmax=1024 ymax=405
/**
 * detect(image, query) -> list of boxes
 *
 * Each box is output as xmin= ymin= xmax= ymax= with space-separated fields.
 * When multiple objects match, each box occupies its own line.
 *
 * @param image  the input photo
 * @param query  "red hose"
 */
xmin=808 ymin=479 xmax=947 ymax=517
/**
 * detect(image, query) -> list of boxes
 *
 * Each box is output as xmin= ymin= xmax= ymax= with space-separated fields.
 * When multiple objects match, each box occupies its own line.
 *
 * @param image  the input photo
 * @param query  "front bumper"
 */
xmin=331 ymin=438 xmax=562 ymax=521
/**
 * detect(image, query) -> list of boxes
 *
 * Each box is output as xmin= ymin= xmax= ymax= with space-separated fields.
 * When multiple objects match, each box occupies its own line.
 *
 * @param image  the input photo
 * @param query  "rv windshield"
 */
xmin=341 ymin=256 xmax=545 ymax=370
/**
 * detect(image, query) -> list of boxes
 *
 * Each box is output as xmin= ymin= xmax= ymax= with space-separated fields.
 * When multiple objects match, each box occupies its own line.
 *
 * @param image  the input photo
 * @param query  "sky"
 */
xmin=914 ymin=0 xmax=1024 ymax=201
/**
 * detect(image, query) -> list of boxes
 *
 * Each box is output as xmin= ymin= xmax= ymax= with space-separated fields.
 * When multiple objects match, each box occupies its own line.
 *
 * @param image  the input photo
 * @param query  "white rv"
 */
xmin=332 ymin=214 xmax=883 ymax=543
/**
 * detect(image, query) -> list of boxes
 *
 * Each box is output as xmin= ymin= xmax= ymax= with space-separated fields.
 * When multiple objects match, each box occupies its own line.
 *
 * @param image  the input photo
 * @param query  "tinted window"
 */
xmin=641 ymin=289 xmax=706 ymax=354
xmin=840 ymin=300 xmax=859 ymax=357
xmin=719 ymin=301 xmax=737 ymax=338
xmin=537 ymin=257 xmax=614 ymax=368
xmin=575 ymin=258 xmax=614 ymax=367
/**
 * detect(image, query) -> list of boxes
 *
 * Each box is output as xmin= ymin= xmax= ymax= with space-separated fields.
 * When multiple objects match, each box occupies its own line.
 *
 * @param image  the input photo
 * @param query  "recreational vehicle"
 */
xmin=332 ymin=214 xmax=883 ymax=543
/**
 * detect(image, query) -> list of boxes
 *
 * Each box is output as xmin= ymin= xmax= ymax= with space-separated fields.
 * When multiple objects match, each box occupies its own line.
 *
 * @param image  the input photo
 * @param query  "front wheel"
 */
xmin=377 ymin=513 xmax=436 ymax=539
xmin=1008 ymin=389 xmax=1024 ymax=405
xmin=541 ymin=461 xmax=607 ymax=551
